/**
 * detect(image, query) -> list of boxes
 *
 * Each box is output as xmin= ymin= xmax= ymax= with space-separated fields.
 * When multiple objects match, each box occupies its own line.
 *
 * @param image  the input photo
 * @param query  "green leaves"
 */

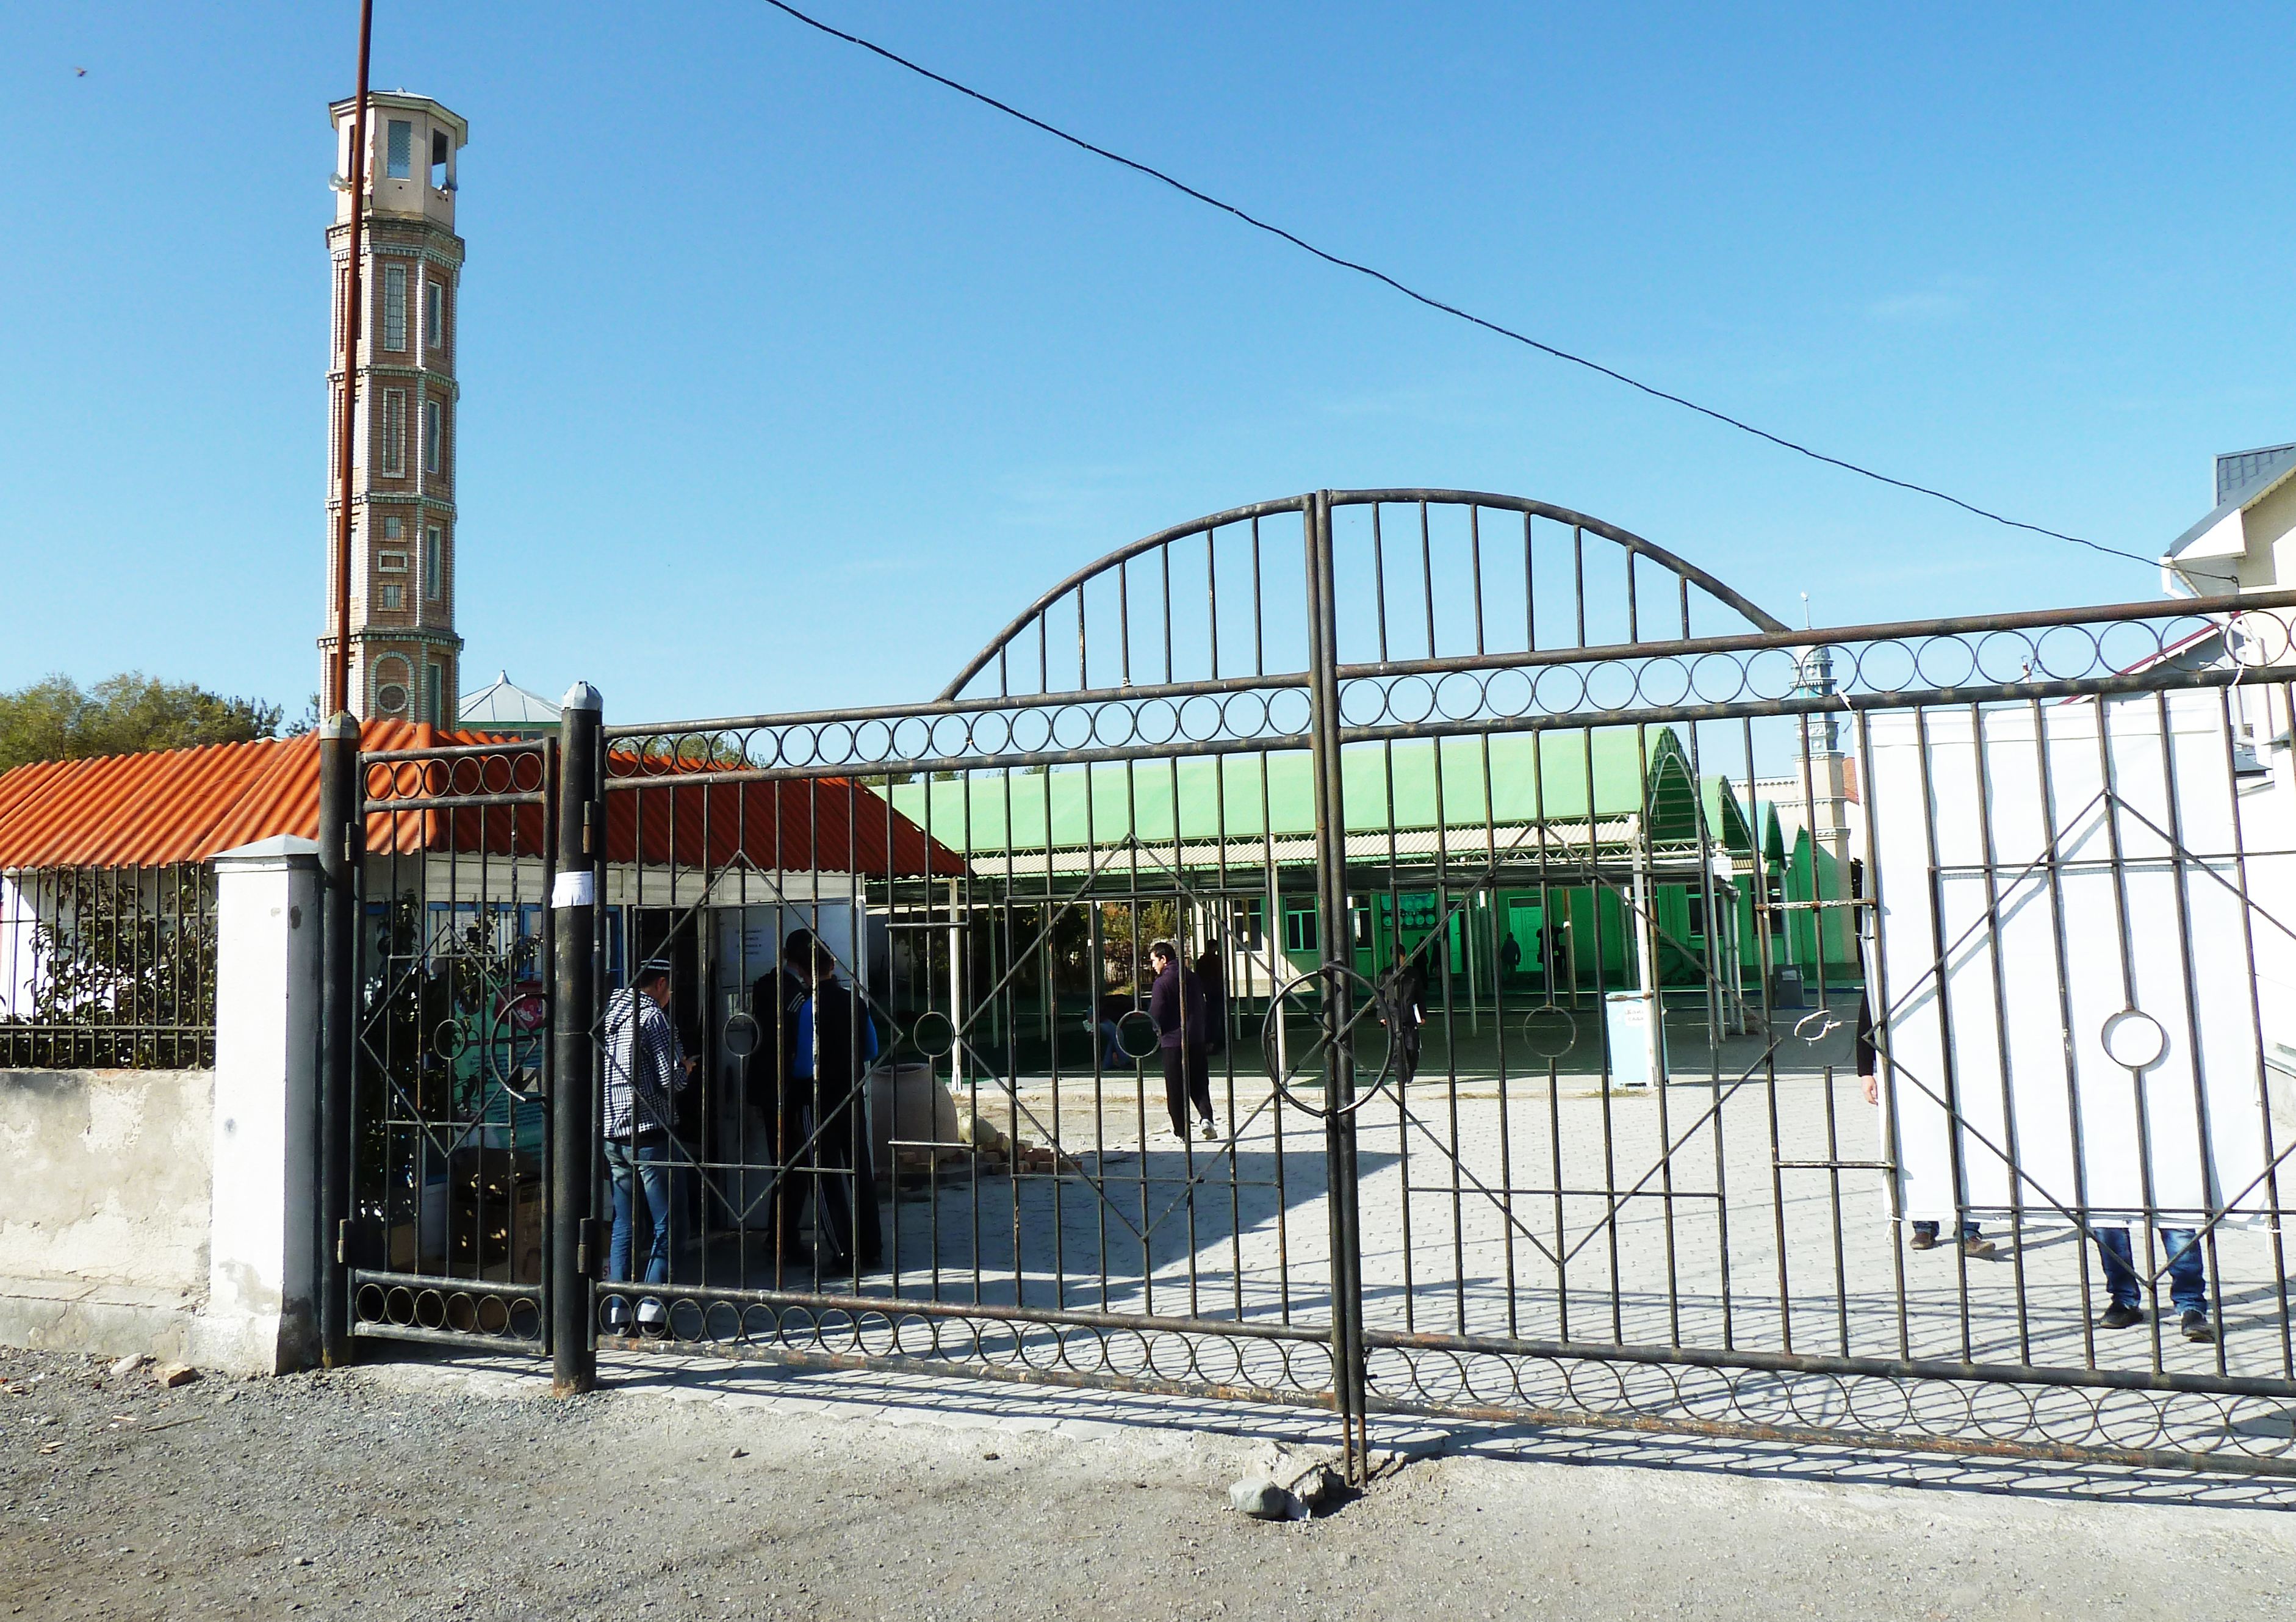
xmin=0 ymin=672 xmax=286 ymax=773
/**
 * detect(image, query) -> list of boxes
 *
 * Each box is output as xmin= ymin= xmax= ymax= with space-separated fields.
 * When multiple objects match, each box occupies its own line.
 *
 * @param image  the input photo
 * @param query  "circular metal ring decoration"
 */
xmin=2100 ymin=1006 xmax=2168 ymax=1071
xmin=1114 ymin=1009 xmax=1162 ymax=1062
xmin=1520 ymin=1003 xmax=1578 ymax=1061
xmin=1257 ymin=959 xmax=1397 ymax=1119
xmin=910 ymin=1009 xmax=957 ymax=1059
xmin=722 ymin=1009 xmax=763 ymax=1061
xmin=431 ymin=1020 xmax=466 ymax=1061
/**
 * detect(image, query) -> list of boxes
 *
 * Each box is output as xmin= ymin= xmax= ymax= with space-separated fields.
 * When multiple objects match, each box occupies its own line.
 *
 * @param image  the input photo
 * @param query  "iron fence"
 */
xmin=330 ymin=489 xmax=2296 ymax=1482
xmin=0 ymin=862 xmax=217 ymax=1069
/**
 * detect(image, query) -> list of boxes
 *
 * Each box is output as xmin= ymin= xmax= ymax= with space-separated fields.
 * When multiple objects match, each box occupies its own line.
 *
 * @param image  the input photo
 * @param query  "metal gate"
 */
xmin=342 ymin=736 xmax=559 ymax=1353
xmin=332 ymin=489 xmax=2296 ymax=1481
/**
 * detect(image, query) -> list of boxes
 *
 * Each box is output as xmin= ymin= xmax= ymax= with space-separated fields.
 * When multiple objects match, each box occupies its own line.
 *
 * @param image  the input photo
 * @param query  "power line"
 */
xmin=759 ymin=0 xmax=2157 ymax=571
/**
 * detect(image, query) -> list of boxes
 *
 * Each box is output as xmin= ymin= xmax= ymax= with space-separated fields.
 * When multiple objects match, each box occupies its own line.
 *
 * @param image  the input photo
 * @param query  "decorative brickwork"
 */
xmin=318 ymin=94 xmax=468 ymax=728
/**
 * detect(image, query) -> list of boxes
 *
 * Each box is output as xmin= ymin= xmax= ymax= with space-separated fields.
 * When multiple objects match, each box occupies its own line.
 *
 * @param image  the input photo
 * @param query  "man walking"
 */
xmin=601 ymin=958 xmax=694 ymax=1330
xmin=1376 ymin=955 xmax=1427 ymax=1087
xmin=1148 ymin=940 xmax=1217 ymax=1141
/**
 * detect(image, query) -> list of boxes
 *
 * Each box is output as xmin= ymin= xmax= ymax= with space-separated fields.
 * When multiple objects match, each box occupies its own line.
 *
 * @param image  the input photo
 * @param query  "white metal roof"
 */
xmin=457 ymin=671 xmax=561 ymax=728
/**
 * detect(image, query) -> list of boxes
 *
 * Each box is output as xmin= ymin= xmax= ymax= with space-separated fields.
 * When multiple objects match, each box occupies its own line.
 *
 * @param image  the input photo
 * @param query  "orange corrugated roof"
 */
xmin=0 ymin=721 xmax=962 ymax=877
xmin=0 ymin=721 xmax=464 ymax=870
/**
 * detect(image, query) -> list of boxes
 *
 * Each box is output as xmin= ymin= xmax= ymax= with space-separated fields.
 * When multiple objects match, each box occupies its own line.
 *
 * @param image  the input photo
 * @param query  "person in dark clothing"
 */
xmin=1193 ymin=942 xmax=1228 ymax=1056
xmin=1096 ymin=994 xmax=1129 ymax=1070
xmin=1376 ymin=956 xmax=1427 ymax=1086
xmin=790 ymin=931 xmax=882 ymax=1274
xmin=1148 ymin=941 xmax=1217 ymax=1141
xmin=1500 ymin=932 xmax=1523 ymax=981
xmin=750 ymin=949 xmax=813 ymax=1265
xmin=1857 ymin=993 xmax=1990 ymax=1257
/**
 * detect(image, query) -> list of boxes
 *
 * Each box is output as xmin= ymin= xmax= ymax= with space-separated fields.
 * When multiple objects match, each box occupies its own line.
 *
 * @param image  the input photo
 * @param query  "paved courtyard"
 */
xmin=642 ymin=1002 xmax=2296 ymax=1468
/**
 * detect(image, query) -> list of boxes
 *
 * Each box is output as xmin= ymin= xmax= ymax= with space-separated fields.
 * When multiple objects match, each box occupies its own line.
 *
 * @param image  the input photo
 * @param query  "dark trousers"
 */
xmin=765 ymin=1079 xmax=808 ymax=1256
xmin=808 ymin=1079 xmax=880 ymax=1267
xmin=1161 ymin=1045 xmax=1214 ymax=1135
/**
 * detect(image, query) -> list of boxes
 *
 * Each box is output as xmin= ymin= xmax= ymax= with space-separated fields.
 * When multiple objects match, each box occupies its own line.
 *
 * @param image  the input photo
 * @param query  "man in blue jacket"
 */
xmin=786 ymin=929 xmax=882 ymax=1276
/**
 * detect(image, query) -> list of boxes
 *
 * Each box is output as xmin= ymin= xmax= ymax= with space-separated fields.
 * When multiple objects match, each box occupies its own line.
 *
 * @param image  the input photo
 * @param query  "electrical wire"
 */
xmin=759 ymin=0 xmax=2159 ymax=570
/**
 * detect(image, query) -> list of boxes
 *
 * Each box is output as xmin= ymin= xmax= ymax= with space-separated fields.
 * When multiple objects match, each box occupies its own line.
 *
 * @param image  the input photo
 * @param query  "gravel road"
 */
xmin=5 ymin=1343 xmax=2293 ymax=1621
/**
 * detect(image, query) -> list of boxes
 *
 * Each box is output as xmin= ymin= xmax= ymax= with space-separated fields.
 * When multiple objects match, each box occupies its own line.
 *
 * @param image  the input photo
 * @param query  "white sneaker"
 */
xmin=1200 ymin=1120 xmax=1220 ymax=1142
xmin=636 ymin=1298 xmax=666 ymax=1329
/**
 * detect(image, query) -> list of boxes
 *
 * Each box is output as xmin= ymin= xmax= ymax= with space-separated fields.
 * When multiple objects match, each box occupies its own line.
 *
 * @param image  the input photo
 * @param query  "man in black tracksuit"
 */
xmin=791 ymin=931 xmax=881 ymax=1274
xmin=750 ymin=950 xmax=812 ymax=1264
xmin=1148 ymin=940 xmax=1217 ymax=1141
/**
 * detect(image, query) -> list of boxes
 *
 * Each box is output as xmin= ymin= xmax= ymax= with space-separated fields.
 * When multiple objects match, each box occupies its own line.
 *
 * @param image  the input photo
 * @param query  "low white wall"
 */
xmin=0 ymin=1067 xmax=214 ymax=1361
xmin=0 ymin=834 xmax=323 ymax=1374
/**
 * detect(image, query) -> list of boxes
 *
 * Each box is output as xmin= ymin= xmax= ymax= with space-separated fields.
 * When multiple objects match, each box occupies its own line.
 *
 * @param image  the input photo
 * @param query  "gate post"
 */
xmin=315 ymin=712 xmax=361 ymax=1369
xmin=552 ymin=683 xmax=603 ymax=1394
xmin=1303 ymin=490 xmax=1370 ymax=1479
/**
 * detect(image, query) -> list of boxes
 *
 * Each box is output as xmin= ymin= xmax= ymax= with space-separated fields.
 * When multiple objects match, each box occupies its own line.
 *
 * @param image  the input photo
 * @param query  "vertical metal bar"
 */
xmin=316 ymin=713 xmax=362 ymax=1368
xmin=1419 ymin=499 xmax=1437 ymax=660
xmin=1912 ymin=705 xmax=1976 ymax=1363
xmin=552 ymin=690 xmax=601 ymax=1393
xmin=2023 ymin=696 xmax=2098 ymax=1364
xmin=2154 ymin=687 xmax=2227 ymax=1365
xmin=1967 ymin=702 xmax=2032 ymax=1360
xmin=1469 ymin=505 xmax=1486 ymax=657
xmin=1855 ymin=706 xmax=1913 ymax=1362
xmin=2217 ymin=683 xmax=2294 ymax=1375
xmin=2092 ymin=697 xmax=2166 ymax=1372
xmin=1305 ymin=489 xmax=1367 ymax=1481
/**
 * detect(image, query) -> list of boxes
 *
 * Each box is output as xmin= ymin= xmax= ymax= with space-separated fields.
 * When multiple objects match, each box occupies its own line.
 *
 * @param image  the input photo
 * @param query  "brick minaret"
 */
xmin=320 ymin=93 xmax=467 ymax=725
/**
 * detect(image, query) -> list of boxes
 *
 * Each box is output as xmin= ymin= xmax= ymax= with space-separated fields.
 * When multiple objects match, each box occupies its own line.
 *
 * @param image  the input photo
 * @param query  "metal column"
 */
xmin=315 ymin=713 xmax=361 ymax=1368
xmin=552 ymin=684 xmax=603 ymax=1394
xmin=1303 ymin=489 xmax=1369 ymax=1479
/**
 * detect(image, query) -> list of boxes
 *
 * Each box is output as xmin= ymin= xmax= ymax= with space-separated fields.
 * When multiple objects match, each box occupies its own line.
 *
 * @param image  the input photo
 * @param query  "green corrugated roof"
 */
xmin=887 ymin=729 xmax=1752 ymax=856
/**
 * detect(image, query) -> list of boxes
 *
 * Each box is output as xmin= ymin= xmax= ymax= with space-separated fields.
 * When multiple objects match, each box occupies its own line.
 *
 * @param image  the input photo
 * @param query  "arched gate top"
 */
xmin=940 ymin=488 xmax=1788 ymax=702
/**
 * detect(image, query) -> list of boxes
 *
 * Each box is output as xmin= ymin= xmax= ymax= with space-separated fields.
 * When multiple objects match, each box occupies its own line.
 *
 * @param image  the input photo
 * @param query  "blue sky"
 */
xmin=1 ymin=3 xmax=2290 ymax=723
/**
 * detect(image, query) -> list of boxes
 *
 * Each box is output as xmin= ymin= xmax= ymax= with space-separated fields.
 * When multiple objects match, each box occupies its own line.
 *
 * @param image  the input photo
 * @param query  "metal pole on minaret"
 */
xmin=331 ymin=0 xmax=373 ymax=716
xmin=317 ymin=0 xmax=375 ymax=1372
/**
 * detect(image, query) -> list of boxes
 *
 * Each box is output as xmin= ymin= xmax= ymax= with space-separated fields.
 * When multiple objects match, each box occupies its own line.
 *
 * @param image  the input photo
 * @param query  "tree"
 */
xmin=1098 ymin=898 xmax=1178 ymax=992
xmin=0 ymin=673 xmax=286 ymax=772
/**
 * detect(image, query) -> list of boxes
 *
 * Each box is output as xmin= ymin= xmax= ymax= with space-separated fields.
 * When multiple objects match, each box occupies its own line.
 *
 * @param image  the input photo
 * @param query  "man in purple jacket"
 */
xmin=1147 ymin=941 xmax=1218 ymax=1141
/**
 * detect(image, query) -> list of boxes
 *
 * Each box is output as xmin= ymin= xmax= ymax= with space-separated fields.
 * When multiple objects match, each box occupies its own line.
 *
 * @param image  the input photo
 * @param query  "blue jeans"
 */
xmin=604 ymin=1135 xmax=676 ymax=1286
xmin=1098 ymin=1021 xmax=1124 ymax=1069
xmin=2094 ymin=1225 xmax=2208 ymax=1314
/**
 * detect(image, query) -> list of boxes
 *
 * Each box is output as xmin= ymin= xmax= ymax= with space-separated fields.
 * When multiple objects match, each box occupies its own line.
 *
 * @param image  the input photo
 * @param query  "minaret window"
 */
xmin=383 ymin=265 xmax=407 ymax=350
xmin=381 ymin=585 xmax=404 ymax=610
xmin=424 ymin=528 xmax=442 ymax=599
xmin=386 ymin=121 xmax=413 ymax=179
xmin=430 ymin=130 xmax=451 ymax=190
xmin=426 ymin=282 xmax=444 ymax=347
xmin=381 ymin=391 xmax=406 ymax=475
xmin=382 ymin=516 xmax=402 ymax=540
xmin=423 ymin=400 xmax=442 ymax=474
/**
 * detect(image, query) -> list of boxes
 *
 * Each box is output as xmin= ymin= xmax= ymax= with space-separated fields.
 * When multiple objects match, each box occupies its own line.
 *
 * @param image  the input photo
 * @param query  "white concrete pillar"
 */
xmin=201 ymin=835 xmax=323 ymax=1373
